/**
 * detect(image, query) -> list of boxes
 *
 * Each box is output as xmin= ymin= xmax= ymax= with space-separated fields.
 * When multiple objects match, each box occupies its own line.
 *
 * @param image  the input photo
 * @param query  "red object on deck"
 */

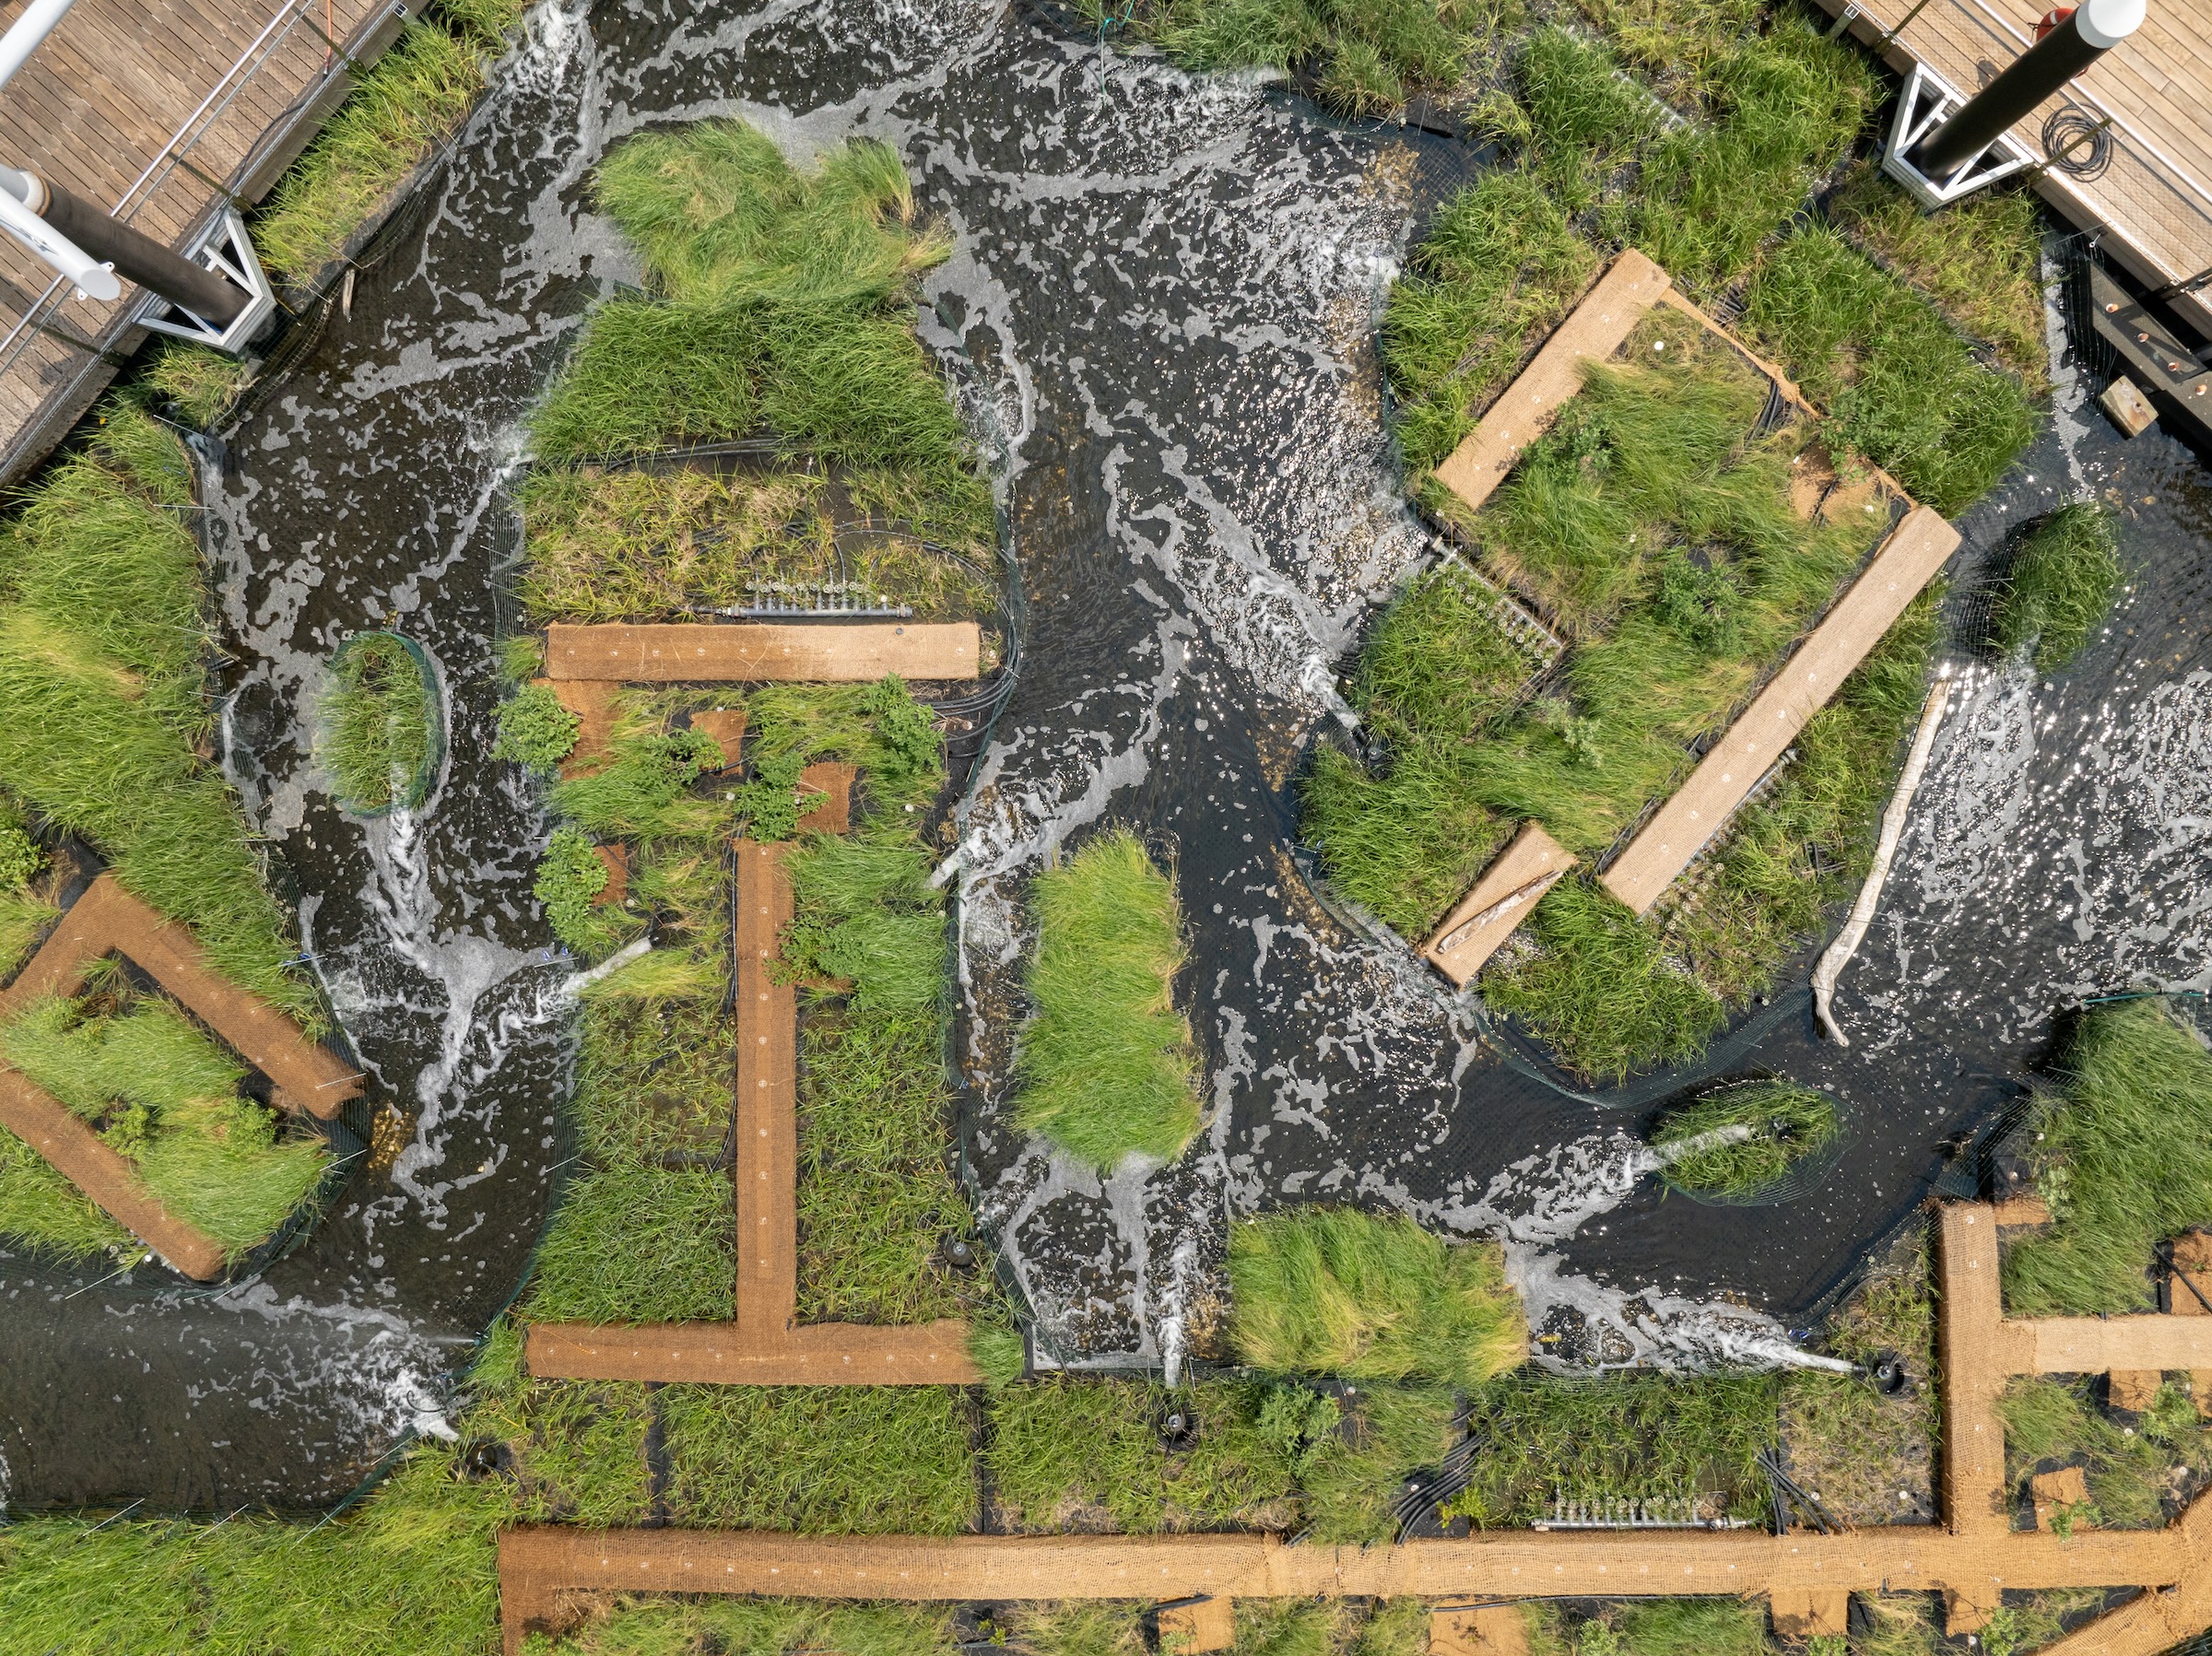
xmin=2035 ymin=6 xmax=2076 ymax=39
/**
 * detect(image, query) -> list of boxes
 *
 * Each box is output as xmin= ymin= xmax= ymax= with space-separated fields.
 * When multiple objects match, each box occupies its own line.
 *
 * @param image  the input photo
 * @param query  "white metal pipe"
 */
xmin=0 ymin=0 xmax=76 ymax=94
xmin=0 ymin=186 xmax=117 ymax=301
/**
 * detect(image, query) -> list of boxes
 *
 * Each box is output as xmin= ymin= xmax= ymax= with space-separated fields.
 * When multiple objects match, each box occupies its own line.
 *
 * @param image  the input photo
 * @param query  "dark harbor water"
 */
xmin=2 ymin=0 xmax=2208 ymax=1509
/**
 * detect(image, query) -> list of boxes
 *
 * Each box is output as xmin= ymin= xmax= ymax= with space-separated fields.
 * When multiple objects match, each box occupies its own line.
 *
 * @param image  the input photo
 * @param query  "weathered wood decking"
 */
xmin=0 ymin=0 xmax=400 ymax=479
xmin=1818 ymin=0 xmax=2212 ymax=336
xmin=0 ymin=872 xmax=361 ymax=1278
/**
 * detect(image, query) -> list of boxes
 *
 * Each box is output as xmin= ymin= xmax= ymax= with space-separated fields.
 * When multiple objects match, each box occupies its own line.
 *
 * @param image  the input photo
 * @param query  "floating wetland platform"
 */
xmin=501 ymin=1198 xmax=2212 ymax=1655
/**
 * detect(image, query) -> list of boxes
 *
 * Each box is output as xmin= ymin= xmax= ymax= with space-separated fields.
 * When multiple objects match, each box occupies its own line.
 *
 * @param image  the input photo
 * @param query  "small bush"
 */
xmin=1014 ymin=829 xmax=1201 ymax=1172
xmin=1228 ymin=1206 xmax=1525 ymax=1386
xmin=533 ymin=827 xmax=609 ymax=952
xmin=1651 ymin=1081 xmax=1838 ymax=1197
xmin=1991 ymin=501 xmax=2121 ymax=672
xmin=0 ymin=823 xmax=42 ymax=888
xmin=493 ymin=682 xmax=580 ymax=771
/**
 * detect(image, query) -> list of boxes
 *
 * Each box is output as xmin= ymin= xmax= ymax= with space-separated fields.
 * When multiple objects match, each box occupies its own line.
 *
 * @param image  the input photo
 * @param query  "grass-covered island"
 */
xmin=318 ymin=631 xmax=442 ymax=815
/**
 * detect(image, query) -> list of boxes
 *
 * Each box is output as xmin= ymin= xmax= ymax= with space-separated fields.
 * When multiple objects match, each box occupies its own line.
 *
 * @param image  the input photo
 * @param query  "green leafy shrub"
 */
xmin=1228 ymin=1206 xmax=1525 ymax=1385
xmin=533 ymin=826 xmax=609 ymax=951
xmin=493 ymin=682 xmax=580 ymax=771
xmin=1014 ymin=829 xmax=1201 ymax=1171
xmin=0 ymin=822 xmax=41 ymax=888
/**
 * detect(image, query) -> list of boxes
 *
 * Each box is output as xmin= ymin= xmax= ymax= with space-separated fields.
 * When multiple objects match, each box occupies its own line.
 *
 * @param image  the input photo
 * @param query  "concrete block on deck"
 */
xmin=2100 ymin=376 xmax=2157 ymax=438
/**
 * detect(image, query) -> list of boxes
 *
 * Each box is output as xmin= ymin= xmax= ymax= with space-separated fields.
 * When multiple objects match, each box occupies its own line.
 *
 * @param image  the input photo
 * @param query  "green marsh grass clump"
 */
xmin=1101 ymin=0 xmax=1500 ymax=120
xmin=986 ymin=1375 xmax=1454 ymax=1540
xmin=0 ymin=992 xmax=328 ymax=1259
xmin=1385 ymin=172 xmax=1597 ymax=475
xmin=1483 ymin=876 xmax=1724 ymax=1080
xmin=530 ymin=122 xmax=993 ymax=547
xmin=1448 ymin=1368 xmax=1781 ymax=1526
xmin=1015 ymin=829 xmax=1201 ymax=1171
xmin=1300 ymin=562 xmax=1542 ymax=935
xmin=318 ymin=632 xmax=440 ymax=814
xmin=1991 ymin=501 xmax=2121 ymax=673
xmin=0 ymin=405 xmax=311 ymax=1022
xmin=524 ymin=1600 xmax=961 ymax=1656
xmin=1742 ymin=224 xmax=2038 ymax=514
xmin=1227 ymin=1205 xmax=1525 ymax=1385
xmin=1999 ymin=1373 xmax=2212 ymax=1529
xmin=257 ymin=5 xmax=522 ymax=279
xmin=1829 ymin=162 xmax=2049 ymax=390
xmin=662 ymin=1382 xmax=977 ymax=1533
xmin=2003 ymin=999 xmax=2212 ymax=1317
xmin=139 ymin=343 xmax=254 ymax=429
xmin=1651 ymin=1080 xmax=1838 ymax=1198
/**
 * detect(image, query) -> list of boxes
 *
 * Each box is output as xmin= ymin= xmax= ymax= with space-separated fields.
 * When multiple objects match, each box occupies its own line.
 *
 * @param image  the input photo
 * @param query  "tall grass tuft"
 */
xmin=1650 ymin=1081 xmax=1838 ymax=1198
xmin=256 ymin=17 xmax=509 ymax=280
xmin=2004 ymin=1000 xmax=2212 ymax=1317
xmin=1227 ymin=1206 xmax=1525 ymax=1386
xmin=1741 ymin=225 xmax=2037 ymax=514
xmin=1014 ymin=829 xmax=1201 ymax=1172
xmin=1991 ymin=502 xmax=2121 ymax=672
xmin=0 ymin=405 xmax=312 ymax=1022
xmin=529 ymin=121 xmax=993 ymax=544
xmin=317 ymin=632 xmax=440 ymax=814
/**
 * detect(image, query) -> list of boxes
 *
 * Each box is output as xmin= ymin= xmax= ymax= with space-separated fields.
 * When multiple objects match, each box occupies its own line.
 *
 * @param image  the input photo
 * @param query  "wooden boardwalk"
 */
xmin=0 ymin=0 xmax=397 ymax=480
xmin=498 ymin=1200 xmax=2212 ymax=1653
xmin=1819 ymin=0 xmax=2212 ymax=335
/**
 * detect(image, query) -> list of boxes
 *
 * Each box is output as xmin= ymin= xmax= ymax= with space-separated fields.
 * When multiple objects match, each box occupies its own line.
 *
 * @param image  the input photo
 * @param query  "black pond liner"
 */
xmin=1647 ymin=1078 xmax=1854 ymax=1209
xmin=322 ymin=630 xmax=447 ymax=818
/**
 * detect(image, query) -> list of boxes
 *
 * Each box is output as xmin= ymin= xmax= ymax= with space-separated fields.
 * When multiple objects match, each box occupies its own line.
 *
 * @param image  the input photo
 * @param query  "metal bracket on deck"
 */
xmin=1880 ymin=61 xmax=2036 ymax=207
xmin=135 ymin=207 xmax=277 ymax=356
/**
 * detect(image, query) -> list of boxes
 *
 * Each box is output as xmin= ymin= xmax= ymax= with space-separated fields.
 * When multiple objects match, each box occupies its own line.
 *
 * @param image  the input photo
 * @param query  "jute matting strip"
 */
xmin=544 ymin=623 xmax=982 ymax=684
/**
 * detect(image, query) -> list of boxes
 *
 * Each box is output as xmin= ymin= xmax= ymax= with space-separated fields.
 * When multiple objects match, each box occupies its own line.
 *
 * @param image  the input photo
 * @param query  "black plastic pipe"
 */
xmin=33 ymin=176 xmax=249 ymax=325
xmin=1914 ymin=0 xmax=2145 ymax=178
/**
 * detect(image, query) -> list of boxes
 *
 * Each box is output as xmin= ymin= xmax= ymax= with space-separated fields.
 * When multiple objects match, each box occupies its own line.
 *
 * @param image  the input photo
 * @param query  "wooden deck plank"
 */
xmin=734 ymin=838 xmax=798 ymax=1344
xmin=1419 ymin=821 xmax=1573 ymax=987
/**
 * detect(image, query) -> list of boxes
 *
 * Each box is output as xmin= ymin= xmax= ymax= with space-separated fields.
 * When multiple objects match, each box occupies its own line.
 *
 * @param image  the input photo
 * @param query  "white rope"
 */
xmin=1812 ymin=668 xmax=1955 ymax=1046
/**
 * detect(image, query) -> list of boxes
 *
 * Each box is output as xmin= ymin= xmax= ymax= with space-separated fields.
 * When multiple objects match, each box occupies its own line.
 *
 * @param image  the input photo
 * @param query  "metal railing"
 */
xmin=1833 ymin=0 xmax=2212 ymax=314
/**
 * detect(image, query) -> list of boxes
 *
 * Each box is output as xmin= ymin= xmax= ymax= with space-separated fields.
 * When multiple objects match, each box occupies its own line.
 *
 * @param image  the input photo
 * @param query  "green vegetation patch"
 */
xmin=318 ymin=631 xmax=441 ymax=814
xmin=1448 ymin=1368 xmax=1780 ymax=1526
xmin=1015 ymin=828 xmax=1201 ymax=1171
xmin=530 ymin=121 xmax=992 ymax=551
xmin=1829 ymin=162 xmax=2049 ymax=391
xmin=1741 ymin=225 xmax=2038 ymax=514
xmin=524 ymin=1600 xmax=959 ymax=1656
xmin=1228 ymin=1205 xmax=1524 ymax=1386
xmin=2004 ymin=999 xmax=2212 ymax=1317
xmin=2000 ymin=1373 xmax=2212 ymax=1530
xmin=140 ymin=343 xmax=254 ymax=430
xmin=0 ymin=986 xmax=329 ymax=1260
xmin=0 ymin=405 xmax=312 ymax=1022
xmin=256 ymin=3 xmax=523 ymax=280
xmin=662 ymin=1383 xmax=977 ymax=1533
xmin=1651 ymin=1080 xmax=1838 ymax=1199
xmin=986 ymin=1375 xmax=1455 ymax=1543
xmin=1990 ymin=501 xmax=2121 ymax=673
